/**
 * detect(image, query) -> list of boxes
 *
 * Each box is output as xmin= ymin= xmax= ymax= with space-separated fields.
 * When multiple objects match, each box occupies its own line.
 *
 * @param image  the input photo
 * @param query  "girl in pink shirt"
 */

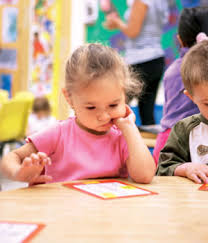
xmin=1 ymin=43 xmax=156 ymax=185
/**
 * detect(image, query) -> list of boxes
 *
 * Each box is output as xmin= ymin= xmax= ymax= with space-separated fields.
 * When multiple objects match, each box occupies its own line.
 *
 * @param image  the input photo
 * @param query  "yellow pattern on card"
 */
xmin=121 ymin=186 xmax=137 ymax=190
xmin=101 ymin=193 xmax=117 ymax=198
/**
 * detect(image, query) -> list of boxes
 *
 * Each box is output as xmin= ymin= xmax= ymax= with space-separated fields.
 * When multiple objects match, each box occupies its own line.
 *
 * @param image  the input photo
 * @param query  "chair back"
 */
xmin=0 ymin=99 xmax=31 ymax=141
xmin=13 ymin=91 xmax=34 ymax=110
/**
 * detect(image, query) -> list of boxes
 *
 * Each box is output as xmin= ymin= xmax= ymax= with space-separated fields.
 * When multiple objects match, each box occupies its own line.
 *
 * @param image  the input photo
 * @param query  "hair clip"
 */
xmin=196 ymin=32 xmax=208 ymax=43
xmin=197 ymin=144 xmax=208 ymax=156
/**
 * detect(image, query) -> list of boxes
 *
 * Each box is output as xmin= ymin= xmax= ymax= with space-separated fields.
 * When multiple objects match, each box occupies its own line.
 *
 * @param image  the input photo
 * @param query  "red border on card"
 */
xmin=0 ymin=221 xmax=45 ymax=243
xmin=198 ymin=184 xmax=208 ymax=191
xmin=63 ymin=179 xmax=158 ymax=200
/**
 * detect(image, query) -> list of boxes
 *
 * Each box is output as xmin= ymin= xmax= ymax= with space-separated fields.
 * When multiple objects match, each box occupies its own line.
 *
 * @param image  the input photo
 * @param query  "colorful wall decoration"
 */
xmin=0 ymin=49 xmax=17 ymax=70
xmin=0 ymin=73 xmax=12 ymax=97
xmin=0 ymin=0 xmax=18 ymax=4
xmin=2 ymin=7 xmax=17 ymax=43
xmin=0 ymin=0 xmax=31 ymax=97
xmin=0 ymin=1 xmax=18 ymax=96
xmin=30 ymin=0 xmax=56 ymax=97
xmin=86 ymin=0 xmax=127 ymax=53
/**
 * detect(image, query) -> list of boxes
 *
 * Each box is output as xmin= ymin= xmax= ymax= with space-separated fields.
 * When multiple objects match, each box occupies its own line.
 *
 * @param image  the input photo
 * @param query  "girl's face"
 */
xmin=66 ymin=76 xmax=126 ymax=134
xmin=36 ymin=110 xmax=50 ymax=120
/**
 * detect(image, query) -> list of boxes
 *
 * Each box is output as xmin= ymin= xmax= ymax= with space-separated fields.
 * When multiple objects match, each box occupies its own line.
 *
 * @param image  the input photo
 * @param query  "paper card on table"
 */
xmin=198 ymin=184 xmax=208 ymax=191
xmin=0 ymin=221 xmax=45 ymax=243
xmin=63 ymin=179 xmax=158 ymax=200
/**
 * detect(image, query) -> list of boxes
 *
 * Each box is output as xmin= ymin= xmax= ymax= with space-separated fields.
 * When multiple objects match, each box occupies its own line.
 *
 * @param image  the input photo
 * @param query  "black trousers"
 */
xmin=131 ymin=56 xmax=165 ymax=125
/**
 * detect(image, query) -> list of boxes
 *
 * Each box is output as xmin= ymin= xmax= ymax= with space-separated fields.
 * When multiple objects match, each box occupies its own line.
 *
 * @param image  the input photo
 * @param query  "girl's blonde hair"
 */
xmin=181 ymin=40 xmax=208 ymax=95
xmin=65 ymin=43 xmax=143 ymax=100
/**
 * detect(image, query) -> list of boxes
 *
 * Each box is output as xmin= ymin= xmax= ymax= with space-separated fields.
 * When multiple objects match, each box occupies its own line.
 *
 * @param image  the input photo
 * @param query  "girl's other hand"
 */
xmin=14 ymin=152 xmax=52 ymax=185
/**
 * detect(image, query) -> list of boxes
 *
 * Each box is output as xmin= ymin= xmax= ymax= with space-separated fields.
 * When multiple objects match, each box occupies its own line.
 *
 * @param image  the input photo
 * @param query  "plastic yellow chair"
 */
xmin=0 ymin=89 xmax=9 ymax=104
xmin=13 ymin=91 xmax=34 ymax=110
xmin=0 ymin=99 xmax=31 ymax=155
xmin=14 ymin=91 xmax=34 ymax=100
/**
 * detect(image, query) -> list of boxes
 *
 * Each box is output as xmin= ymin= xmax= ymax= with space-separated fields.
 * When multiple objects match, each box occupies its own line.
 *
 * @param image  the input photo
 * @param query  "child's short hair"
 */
xmin=32 ymin=96 xmax=51 ymax=113
xmin=181 ymin=40 xmax=208 ymax=95
xmin=64 ymin=43 xmax=143 ymax=100
xmin=178 ymin=7 xmax=208 ymax=48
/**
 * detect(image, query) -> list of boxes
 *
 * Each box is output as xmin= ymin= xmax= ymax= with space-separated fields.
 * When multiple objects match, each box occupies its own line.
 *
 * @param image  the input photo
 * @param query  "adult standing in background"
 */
xmin=104 ymin=0 xmax=169 ymax=125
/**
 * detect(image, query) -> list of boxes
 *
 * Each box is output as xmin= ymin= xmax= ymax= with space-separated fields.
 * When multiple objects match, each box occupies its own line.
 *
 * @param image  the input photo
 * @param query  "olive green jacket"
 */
xmin=157 ymin=114 xmax=208 ymax=176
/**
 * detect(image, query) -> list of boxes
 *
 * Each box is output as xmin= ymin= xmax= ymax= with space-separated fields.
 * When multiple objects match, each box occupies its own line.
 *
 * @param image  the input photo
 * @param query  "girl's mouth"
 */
xmin=101 ymin=119 xmax=114 ymax=127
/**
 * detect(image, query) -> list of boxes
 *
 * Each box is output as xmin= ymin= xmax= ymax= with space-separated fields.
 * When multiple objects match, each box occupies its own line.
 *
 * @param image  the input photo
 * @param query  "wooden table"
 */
xmin=140 ymin=131 xmax=156 ymax=148
xmin=0 ymin=176 xmax=208 ymax=243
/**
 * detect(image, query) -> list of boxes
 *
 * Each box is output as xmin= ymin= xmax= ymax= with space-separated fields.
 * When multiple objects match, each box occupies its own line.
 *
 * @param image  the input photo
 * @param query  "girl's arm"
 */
xmin=0 ymin=143 xmax=52 ymax=183
xmin=104 ymin=0 xmax=148 ymax=38
xmin=114 ymin=106 xmax=156 ymax=183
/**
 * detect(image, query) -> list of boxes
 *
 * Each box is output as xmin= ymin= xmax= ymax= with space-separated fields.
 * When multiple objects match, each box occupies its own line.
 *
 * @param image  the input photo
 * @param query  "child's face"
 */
xmin=36 ymin=110 xmax=50 ymax=120
xmin=67 ymin=76 xmax=126 ymax=134
xmin=185 ymin=83 xmax=208 ymax=120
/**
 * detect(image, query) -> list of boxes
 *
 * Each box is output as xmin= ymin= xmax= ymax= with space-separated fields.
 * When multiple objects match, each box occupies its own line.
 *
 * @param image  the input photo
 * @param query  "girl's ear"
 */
xmin=177 ymin=34 xmax=185 ymax=48
xmin=183 ymin=89 xmax=194 ymax=102
xmin=62 ymin=88 xmax=72 ymax=105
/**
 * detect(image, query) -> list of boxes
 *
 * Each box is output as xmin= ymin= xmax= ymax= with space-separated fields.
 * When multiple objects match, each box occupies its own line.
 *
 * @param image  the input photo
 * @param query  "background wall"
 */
xmin=0 ymin=0 xmax=31 ymax=97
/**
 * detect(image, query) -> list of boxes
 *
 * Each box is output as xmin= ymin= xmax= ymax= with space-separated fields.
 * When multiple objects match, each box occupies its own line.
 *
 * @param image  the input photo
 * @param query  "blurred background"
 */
xmin=0 ymin=0 xmax=206 ymax=122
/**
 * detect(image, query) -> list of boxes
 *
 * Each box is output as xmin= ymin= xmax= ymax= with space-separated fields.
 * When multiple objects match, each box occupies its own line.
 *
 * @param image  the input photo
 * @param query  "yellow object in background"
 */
xmin=0 ymin=99 xmax=31 ymax=141
xmin=51 ymin=0 xmax=71 ymax=119
xmin=45 ymin=92 xmax=54 ymax=113
xmin=0 ymin=89 xmax=9 ymax=104
xmin=13 ymin=91 xmax=34 ymax=112
xmin=14 ymin=91 xmax=34 ymax=100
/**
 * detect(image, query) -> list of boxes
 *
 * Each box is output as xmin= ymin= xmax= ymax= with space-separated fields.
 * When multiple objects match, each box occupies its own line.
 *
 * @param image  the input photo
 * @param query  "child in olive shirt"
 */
xmin=157 ymin=35 xmax=208 ymax=184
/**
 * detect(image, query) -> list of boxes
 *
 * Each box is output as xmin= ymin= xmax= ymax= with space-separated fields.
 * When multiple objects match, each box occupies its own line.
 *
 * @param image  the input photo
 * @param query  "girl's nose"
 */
xmin=97 ymin=111 xmax=111 ymax=121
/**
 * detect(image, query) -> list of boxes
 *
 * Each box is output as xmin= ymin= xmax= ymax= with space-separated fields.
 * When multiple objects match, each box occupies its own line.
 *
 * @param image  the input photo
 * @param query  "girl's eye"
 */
xmin=109 ymin=104 xmax=118 ymax=108
xmin=86 ymin=106 xmax=96 ymax=110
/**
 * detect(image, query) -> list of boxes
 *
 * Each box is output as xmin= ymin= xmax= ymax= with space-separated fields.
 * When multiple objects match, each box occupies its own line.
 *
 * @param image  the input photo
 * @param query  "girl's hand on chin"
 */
xmin=113 ymin=105 xmax=136 ymax=129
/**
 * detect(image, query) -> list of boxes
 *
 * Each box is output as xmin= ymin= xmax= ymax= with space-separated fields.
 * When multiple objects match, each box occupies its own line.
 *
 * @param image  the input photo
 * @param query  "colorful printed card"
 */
xmin=0 ymin=221 xmax=45 ymax=243
xmin=198 ymin=184 xmax=208 ymax=191
xmin=64 ymin=179 xmax=158 ymax=200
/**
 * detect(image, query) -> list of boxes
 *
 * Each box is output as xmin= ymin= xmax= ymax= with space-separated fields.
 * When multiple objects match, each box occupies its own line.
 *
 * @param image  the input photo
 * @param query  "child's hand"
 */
xmin=14 ymin=152 xmax=52 ymax=185
xmin=184 ymin=163 xmax=208 ymax=184
xmin=113 ymin=105 xmax=136 ymax=130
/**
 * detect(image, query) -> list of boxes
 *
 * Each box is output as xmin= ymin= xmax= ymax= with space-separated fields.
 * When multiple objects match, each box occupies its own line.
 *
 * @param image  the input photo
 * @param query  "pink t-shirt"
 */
xmin=28 ymin=117 xmax=129 ymax=183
